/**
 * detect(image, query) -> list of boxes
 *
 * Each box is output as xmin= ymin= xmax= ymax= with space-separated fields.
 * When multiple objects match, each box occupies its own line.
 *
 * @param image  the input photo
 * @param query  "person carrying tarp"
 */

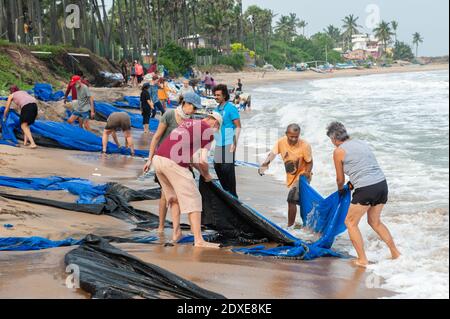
xmin=2 ymin=86 xmax=38 ymax=148
xmin=149 ymin=112 xmax=223 ymax=248
xmin=102 ymin=112 xmax=135 ymax=156
xmin=258 ymin=124 xmax=313 ymax=229
xmin=326 ymin=122 xmax=401 ymax=267
xmin=143 ymin=92 xmax=201 ymax=237
xmin=67 ymin=76 xmax=95 ymax=131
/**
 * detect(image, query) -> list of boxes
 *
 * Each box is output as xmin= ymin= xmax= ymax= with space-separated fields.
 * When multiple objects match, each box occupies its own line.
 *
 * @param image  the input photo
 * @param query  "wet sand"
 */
xmin=0 ymin=142 xmax=396 ymax=299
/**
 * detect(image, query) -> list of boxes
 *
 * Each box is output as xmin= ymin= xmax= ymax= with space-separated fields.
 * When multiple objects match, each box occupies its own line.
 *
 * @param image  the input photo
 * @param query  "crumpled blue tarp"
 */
xmin=0 ymin=176 xmax=107 ymax=204
xmin=233 ymin=176 xmax=351 ymax=260
xmin=0 ymin=97 xmax=7 ymax=101
xmin=0 ymin=107 xmax=148 ymax=157
xmin=94 ymin=101 xmax=159 ymax=131
xmin=0 ymin=235 xmax=158 ymax=251
xmin=33 ymin=83 xmax=65 ymax=102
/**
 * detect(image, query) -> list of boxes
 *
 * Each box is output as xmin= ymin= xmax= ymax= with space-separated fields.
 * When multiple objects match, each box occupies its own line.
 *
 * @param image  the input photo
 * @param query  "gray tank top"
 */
xmin=340 ymin=139 xmax=386 ymax=189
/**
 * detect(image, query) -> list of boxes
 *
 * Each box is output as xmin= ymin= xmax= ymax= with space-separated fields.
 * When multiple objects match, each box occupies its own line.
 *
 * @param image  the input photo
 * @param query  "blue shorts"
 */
xmin=73 ymin=110 xmax=91 ymax=120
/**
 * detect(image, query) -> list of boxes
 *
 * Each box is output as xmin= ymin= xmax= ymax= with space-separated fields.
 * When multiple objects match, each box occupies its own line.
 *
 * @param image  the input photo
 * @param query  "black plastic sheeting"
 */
xmin=0 ymin=183 xmax=161 ymax=224
xmin=65 ymin=235 xmax=226 ymax=299
xmin=200 ymin=179 xmax=296 ymax=246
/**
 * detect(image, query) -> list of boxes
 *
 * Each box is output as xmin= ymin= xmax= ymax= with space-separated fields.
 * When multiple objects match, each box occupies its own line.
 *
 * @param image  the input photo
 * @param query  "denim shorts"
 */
xmin=73 ymin=110 xmax=91 ymax=120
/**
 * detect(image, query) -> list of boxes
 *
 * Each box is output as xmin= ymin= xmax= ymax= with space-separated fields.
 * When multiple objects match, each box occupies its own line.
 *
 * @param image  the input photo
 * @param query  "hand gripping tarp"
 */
xmin=0 ymin=107 xmax=148 ymax=157
xmin=201 ymin=176 xmax=351 ymax=260
xmin=64 ymin=235 xmax=226 ymax=299
xmin=33 ymin=83 xmax=65 ymax=102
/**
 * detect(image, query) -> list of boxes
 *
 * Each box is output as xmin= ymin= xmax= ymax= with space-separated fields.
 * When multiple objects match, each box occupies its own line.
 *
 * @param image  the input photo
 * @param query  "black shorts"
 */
xmin=352 ymin=180 xmax=388 ymax=206
xmin=20 ymin=103 xmax=38 ymax=125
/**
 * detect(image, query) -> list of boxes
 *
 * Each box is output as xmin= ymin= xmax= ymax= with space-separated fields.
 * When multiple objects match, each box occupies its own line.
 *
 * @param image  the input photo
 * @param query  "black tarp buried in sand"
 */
xmin=65 ymin=235 xmax=226 ymax=299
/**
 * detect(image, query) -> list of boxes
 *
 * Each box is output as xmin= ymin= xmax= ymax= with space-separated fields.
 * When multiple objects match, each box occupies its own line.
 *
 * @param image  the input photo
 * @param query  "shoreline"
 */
xmin=212 ymin=63 xmax=449 ymax=87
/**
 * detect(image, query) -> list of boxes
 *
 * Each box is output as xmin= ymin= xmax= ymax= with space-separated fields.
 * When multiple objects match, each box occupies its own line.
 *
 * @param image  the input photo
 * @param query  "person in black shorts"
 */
xmin=3 ymin=86 xmax=38 ymax=148
xmin=327 ymin=121 xmax=401 ymax=267
xmin=102 ymin=112 xmax=135 ymax=156
xmin=140 ymin=83 xmax=152 ymax=134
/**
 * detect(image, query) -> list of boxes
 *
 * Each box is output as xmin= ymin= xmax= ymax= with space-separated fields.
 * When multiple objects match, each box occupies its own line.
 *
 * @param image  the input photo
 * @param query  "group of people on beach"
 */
xmin=0 ymin=71 xmax=400 ymax=266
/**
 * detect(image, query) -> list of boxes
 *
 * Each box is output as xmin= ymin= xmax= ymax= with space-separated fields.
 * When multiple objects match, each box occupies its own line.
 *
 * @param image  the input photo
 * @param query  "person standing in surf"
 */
xmin=259 ymin=124 xmax=313 ymax=229
xmin=326 ymin=121 xmax=401 ymax=267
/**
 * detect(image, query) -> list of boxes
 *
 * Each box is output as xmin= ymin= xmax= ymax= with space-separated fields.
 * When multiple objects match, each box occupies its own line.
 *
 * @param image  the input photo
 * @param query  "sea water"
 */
xmin=243 ymin=70 xmax=449 ymax=299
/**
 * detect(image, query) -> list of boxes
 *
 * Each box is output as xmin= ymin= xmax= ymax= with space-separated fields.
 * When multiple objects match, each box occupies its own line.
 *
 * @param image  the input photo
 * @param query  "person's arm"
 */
xmin=196 ymin=148 xmax=213 ymax=182
xmin=259 ymin=152 xmax=277 ymax=175
xmin=89 ymin=96 xmax=95 ymax=119
xmin=64 ymin=84 xmax=71 ymax=103
xmin=3 ymin=95 xmax=14 ymax=120
xmin=230 ymin=119 xmax=241 ymax=153
xmin=143 ymin=122 xmax=168 ymax=172
xmin=333 ymin=148 xmax=346 ymax=191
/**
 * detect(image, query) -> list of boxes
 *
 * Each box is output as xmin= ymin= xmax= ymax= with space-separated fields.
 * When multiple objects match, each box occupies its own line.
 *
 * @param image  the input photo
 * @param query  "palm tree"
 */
xmin=373 ymin=21 xmax=394 ymax=56
xmin=298 ymin=20 xmax=308 ymax=37
xmin=412 ymin=32 xmax=424 ymax=58
xmin=391 ymin=20 xmax=399 ymax=42
xmin=287 ymin=13 xmax=300 ymax=39
xmin=275 ymin=15 xmax=291 ymax=43
xmin=324 ymin=24 xmax=342 ymax=47
xmin=342 ymin=14 xmax=361 ymax=51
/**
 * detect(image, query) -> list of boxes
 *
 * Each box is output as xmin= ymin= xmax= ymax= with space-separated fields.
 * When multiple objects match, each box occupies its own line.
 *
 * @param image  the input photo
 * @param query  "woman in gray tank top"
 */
xmin=327 ymin=122 xmax=401 ymax=267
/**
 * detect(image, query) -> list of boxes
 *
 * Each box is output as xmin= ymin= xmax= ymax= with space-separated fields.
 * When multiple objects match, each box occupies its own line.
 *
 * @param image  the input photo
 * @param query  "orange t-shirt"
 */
xmin=272 ymin=137 xmax=313 ymax=188
xmin=158 ymin=85 xmax=170 ymax=101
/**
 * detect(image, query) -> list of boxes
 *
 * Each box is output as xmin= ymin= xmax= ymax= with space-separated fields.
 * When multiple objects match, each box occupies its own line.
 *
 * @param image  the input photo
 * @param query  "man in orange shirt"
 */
xmin=259 ymin=124 xmax=313 ymax=228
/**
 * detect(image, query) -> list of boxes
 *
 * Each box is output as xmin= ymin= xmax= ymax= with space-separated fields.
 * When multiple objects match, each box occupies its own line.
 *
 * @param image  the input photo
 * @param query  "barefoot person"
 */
xmin=3 ymin=86 xmax=38 ymax=148
xmin=259 ymin=124 xmax=313 ymax=228
xmin=327 ymin=122 xmax=401 ymax=267
xmin=102 ymin=112 xmax=135 ymax=156
xmin=140 ymin=83 xmax=153 ymax=134
xmin=143 ymin=92 xmax=201 ymax=234
xmin=147 ymin=112 xmax=223 ymax=248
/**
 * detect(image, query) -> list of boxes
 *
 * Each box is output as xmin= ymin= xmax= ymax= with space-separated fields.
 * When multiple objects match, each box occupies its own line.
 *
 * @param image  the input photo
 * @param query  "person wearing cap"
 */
xmin=67 ymin=76 xmax=95 ymax=131
xmin=102 ymin=112 xmax=135 ymax=156
xmin=144 ymin=111 xmax=222 ymax=248
xmin=2 ymin=86 xmax=38 ymax=148
xmin=143 ymin=92 xmax=202 ymax=234
xmin=63 ymin=72 xmax=90 ymax=105
xmin=148 ymin=75 xmax=165 ymax=118
xmin=213 ymin=84 xmax=242 ymax=198
xmin=140 ymin=82 xmax=153 ymax=134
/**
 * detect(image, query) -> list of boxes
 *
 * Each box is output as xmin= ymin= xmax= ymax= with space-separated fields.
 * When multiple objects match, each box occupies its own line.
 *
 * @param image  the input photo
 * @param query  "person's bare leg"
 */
xmin=125 ymin=134 xmax=135 ymax=155
xmin=21 ymin=123 xmax=36 ymax=148
xmin=158 ymin=191 xmax=168 ymax=233
xmin=83 ymin=120 xmax=92 ymax=132
xmin=368 ymin=205 xmax=401 ymax=260
xmin=345 ymin=204 xmax=370 ymax=267
xmin=144 ymin=124 xmax=149 ymax=134
xmin=288 ymin=203 xmax=297 ymax=227
xmin=102 ymin=130 xmax=110 ymax=153
xmin=67 ymin=115 xmax=78 ymax=125
xmin=170 ymin=201 xmax=182 ymax=242
xmin=189 ymin=212 xmax=220 ymax=248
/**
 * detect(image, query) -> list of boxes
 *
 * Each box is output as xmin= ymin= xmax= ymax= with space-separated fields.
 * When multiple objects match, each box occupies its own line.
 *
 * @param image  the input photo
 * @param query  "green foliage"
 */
xmin=0 ymin=53 xmax=35 ymax=93
xmin=193 ymin=47 xmax=220 ymax=57
xmin=393 ymin=41 xmax=415 ymax=61
xmin=159 ymin=42 xmax=195 ymax=75
xmin=219 ymin=53 xmax=245 ymax=70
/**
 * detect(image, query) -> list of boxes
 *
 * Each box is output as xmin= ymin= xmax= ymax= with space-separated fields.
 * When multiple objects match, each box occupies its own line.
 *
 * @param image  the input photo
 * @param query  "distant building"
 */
xmin=178 ymin=34 xmax=206 ymax=49
xmin=343 ymin=34 xmax=383 ymax=60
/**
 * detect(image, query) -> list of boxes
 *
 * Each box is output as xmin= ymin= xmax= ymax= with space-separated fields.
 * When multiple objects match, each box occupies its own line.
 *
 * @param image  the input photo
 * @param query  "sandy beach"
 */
xmin=2 ymin=65 xmax=447 ymax=299
xmin=0 ymin=144 xmax=394 ymax=299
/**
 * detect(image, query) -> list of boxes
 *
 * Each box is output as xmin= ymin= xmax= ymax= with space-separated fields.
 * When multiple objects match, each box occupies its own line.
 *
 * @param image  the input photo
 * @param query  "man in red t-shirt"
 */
xmin=64 ymin=73 xmax=90 ymax=104
xmin=147 ymin=112 xmax=223 ymax=248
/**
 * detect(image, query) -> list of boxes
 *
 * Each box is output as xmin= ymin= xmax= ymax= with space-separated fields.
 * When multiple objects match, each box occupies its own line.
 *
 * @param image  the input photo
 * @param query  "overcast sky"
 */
xmin=243 ymin=0 xmax=449 ymax=56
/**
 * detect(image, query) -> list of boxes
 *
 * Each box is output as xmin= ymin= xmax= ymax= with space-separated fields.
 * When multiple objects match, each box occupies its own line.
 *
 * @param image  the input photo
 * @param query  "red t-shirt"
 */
xmin=156 ymin=119 xmax=214 ymax=168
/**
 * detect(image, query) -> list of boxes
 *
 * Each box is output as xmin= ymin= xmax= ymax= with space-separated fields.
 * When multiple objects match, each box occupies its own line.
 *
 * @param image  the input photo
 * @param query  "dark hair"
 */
xmin=214 ymin=84 xmax=230 ymax=101
xmin=75 ymin=70 xmax=84 ymax=77
xmin=326 ymin=122 xmax=350 ymax=141
xmin=286 ymin=124 xmax=301 ymax=134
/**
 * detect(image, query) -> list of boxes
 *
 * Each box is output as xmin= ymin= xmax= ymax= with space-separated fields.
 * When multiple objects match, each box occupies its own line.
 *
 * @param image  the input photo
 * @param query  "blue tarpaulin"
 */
xmin=0 ymin=176 xmax=107 ymax=204
xmin=33 ymin=83 xmax=65 ymax=102
xmin=233 ymin=176 xmax=351 ymax=260
xmin=0 ymin=235 xmax=158 ymax=251
xmin=0 ymin=107 xmax=148 ymax=157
